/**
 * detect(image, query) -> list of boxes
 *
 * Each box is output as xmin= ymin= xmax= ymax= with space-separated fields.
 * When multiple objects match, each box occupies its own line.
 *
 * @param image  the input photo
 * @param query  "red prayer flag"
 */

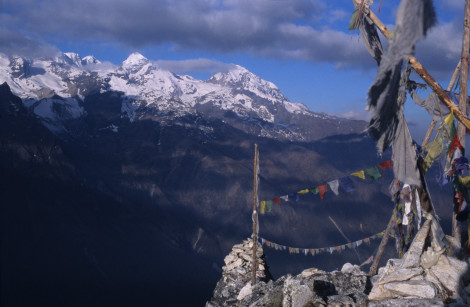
xmin=318 ymin=184 xmax=328 ymax=200
xmin=378 ymin=160 xmax=392 ymax=175
xmin=310 ymin=248 xmax=315 ymax=256
xmin=272 ymin=197 xmax=281 ymax=205
xmin=449 ymin=133 xmax=463 ymax=158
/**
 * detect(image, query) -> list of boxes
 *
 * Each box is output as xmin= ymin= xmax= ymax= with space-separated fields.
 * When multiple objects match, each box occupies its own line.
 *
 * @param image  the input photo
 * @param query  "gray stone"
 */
xmin=367 ymin=298 xmax=445 ymax=306
xmin=430 ymin=254 xmax=466 ymax=296
xmin=237 ymin=282 xmax=252 ymax=300
xmin=282 ymin=277 xmax=313 ymax=307
xmin=224 ymin=258 xmax=243 ymax=271
xmin=301 ymin=267 xmax=325 ymax=278
xmin=224 ymin=254 xmax=237 ymax=265
xmin=384 ymin=280 xmax=436 ymax=299
xmin=376 ymin=267 xmax=423 ymax=285
xmin=401 ymin=219 xmax=431 ymax=268
xmin=368 ymin=284 xmax=395 ymax=301
xmin=326 ymin=294 xmax=355 ymax=306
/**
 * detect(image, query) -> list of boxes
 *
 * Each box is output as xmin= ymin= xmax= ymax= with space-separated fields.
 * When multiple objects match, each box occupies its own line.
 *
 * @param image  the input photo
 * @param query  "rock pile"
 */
xmin=207 ymin=238 xmax=272 ymax=306
xmin=208 ymin=223 xmax=470 ymax=306
xmin=207 ymin=237 xmax=373 ymax=306
xmin=368 ymin=219 xmax=470 ymax=305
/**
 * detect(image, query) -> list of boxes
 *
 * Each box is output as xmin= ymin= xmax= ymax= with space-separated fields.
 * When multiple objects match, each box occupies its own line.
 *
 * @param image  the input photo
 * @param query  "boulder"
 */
xmin=383 ymin=280 xmax=436 ymax=299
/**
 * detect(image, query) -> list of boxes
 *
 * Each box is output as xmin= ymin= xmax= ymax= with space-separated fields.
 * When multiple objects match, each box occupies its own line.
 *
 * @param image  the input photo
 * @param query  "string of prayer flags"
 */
xmin=351 ymin=170 xmax=365 ymax=180
xmin=259 ymin=231 xmax=384 ymax=257
xmin=259 ymin=160 xmax=392 ymax=214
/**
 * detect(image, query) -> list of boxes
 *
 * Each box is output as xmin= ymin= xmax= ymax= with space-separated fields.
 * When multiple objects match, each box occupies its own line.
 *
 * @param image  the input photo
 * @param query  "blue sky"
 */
xmin=0 ymin=0 xmax=467 ymax=139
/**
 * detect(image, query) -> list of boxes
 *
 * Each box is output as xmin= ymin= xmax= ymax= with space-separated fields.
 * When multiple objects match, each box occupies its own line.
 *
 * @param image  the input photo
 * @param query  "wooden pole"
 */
xmin=369 ymin=213 xmax=395 ymax=275
xmin=458 ymin=0 xmax=470 ymax=147
xmin=354 ymin=0 xmax=470 ymax=131
xmin=422 ymin=61 xmax=462 ymax=148
xmin=251 ymin=144 xmax=259 ymax=285
xmin=454 ymin=0 xmax=470 ymax=241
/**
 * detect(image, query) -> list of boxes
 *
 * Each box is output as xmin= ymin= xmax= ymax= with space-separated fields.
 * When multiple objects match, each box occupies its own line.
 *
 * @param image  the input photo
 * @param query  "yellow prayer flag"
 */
xmin=444 ymin=111 xmax=454 ymax=129
xmin=351 ymin=170 xmax=365 ymax=180
xmin=260 ymin=201 xmax=266 ymax=214
xmin=460 ymin=176 xmax=470 ymax=188
xmin=297 ymin=189 xmax=309 ymax=194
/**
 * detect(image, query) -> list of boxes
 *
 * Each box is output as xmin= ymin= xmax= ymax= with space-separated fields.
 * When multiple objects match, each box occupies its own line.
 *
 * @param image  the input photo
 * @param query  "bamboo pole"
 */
xmin=354 ymin=0 xmax=470 ymax=131
xmin=251 ymin=144 xmax=259 ymax=285
xmin=454 ymin=0 xmax=470 ymax=241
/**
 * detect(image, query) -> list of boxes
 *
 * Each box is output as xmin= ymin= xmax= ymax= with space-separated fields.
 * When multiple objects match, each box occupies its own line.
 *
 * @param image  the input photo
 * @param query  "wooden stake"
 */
xmin=369 ymin=213 xmax=395 ymax=275
xmin=251 ymin=144 xmax=259 ymax=285
xmin=454 ymin=0 xmax=470 ymax=241
xmin=354 ymin=0 xmax=470 ymax=131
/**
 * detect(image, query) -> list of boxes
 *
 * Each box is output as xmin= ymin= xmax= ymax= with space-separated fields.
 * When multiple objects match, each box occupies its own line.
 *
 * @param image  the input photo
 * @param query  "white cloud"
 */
xmin=153 ymin=59 xmax=236 ymax=74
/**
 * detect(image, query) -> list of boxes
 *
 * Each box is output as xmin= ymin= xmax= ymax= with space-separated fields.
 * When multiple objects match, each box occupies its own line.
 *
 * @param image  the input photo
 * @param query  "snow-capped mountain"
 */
xmin=0 ymin=52 xmax=365 ymax=139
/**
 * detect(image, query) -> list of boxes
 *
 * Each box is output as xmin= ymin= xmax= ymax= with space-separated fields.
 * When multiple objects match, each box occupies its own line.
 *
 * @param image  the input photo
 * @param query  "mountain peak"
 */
xmin=122 ymin=53 xmax=148 ymax=67
xmin=81 ymin=55 xmax=101 ymax=66
xmin=64 ymin=52 xmax=82 ymax=66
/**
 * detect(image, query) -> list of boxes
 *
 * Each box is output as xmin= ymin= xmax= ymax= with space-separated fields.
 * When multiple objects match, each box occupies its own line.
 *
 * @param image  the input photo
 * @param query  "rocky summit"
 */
xmin=208 ymin=218 xmax=470 ymax=306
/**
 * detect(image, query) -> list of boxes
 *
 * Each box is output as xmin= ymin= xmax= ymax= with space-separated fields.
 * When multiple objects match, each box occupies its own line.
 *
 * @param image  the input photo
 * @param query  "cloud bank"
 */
xmin=1 ymin=0 xmax=464 ymax=76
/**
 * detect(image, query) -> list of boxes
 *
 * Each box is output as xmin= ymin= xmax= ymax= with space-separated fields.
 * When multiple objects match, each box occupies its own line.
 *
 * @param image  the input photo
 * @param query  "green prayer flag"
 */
xmin=348 ymin=8 xmax=360 ymax=30
xmin=266 ymin=200 xmax=272 ymax=213
xmin=309 ymin=187 xmax=319 ymax=194
xmin=364 ymin=166 xmax=382 ymax=181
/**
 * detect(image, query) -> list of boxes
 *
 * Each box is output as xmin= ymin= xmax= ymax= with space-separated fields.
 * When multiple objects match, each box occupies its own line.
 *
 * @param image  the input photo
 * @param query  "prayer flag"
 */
xmin=346 ymin=243 xmax=352 ymax=249
xmin=318 ymin=184 xmax=328 ymax=200
xmin=310 ymin=249 xmax=315 ymax=256
xmin=260 ymin=201 xmax=266 ymax=214
xmin=328 ymin=180 xmax=340 ymax=195
xmin=266 ymin=241 xmax=271 ymax=247
xmin=335 ymin=246 xmax=342 ymax=253
xmin=272 ymin=197 xmax=281 ymax=205
xmin=288 ymin=193 xmax=300 ymax=202
xmin=309 ymin=187 xmax=319 ymax=194
xmin=378 ymin=160 xmax=392 ymax=175
xmin=351 ymin=170 xmax=365 ymax=180
xmin=288 ymin=247 xmax=293 ymax=253
xmin=339 ymin=176 xmax=355 ymax=192
xmin=280 ymin=195 xmax=289 ymax=202
xmin=356 ymin=240 xmax=363 ymax=247
xmin=297 ymin=189 xmax=309 ymax=194
xmin=295 ymin=248 xmax=300 ymax=254
xmin=364 ymin=238 xmax=371 ymax=245
xmin=303 ymin=249 xmax=309 ymax=256
xmin=266 ymin=200 xmax=272 ymax=213
xmin=364 ymin=166 xmax=382 ymax=180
